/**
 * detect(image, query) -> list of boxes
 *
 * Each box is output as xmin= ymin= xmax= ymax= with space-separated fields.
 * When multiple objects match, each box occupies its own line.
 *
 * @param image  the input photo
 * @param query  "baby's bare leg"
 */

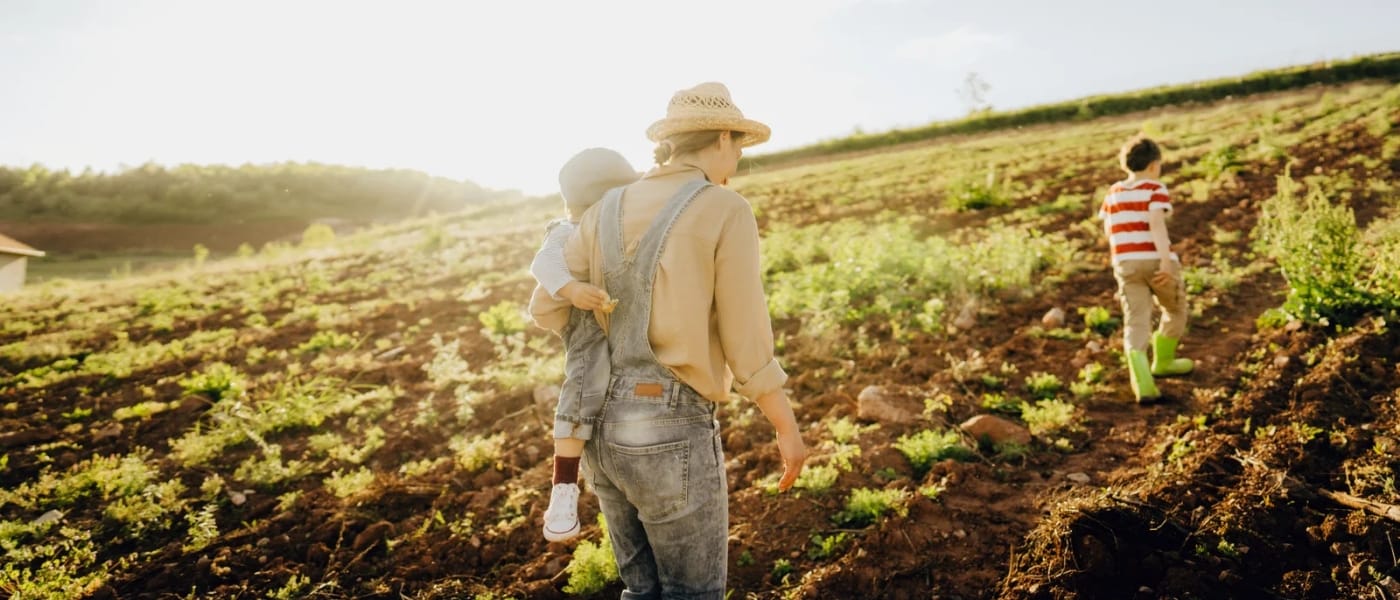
xmin=555 ymin=437 xmax=585 ymax=458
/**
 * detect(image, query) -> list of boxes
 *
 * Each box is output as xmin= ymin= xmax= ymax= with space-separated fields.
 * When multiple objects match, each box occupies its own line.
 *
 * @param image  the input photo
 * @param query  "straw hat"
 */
xmin=646 ymin=82 xmax=771 ymax=147
xmin=558 ymin=148 xmax=640 ymax=220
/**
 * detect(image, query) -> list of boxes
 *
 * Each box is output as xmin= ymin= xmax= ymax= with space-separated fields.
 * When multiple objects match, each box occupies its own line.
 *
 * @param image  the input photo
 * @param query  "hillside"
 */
xmin=1 ymin=78 xmax=1398 ymax=599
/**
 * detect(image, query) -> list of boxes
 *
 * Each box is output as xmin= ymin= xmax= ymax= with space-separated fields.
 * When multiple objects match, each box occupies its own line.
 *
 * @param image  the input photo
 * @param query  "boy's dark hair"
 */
xmin=1119 ymin=136 xmax=1162 ymax=172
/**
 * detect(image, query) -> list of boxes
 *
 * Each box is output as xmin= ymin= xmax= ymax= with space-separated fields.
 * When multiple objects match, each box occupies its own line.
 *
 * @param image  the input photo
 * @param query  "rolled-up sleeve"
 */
xmin=714 ymin=196 xmax=788 ymax=399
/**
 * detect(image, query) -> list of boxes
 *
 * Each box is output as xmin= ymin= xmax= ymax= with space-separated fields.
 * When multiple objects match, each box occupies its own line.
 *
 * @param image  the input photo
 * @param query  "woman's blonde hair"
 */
xmin=653 ymin=130 xmax=747 ymax=165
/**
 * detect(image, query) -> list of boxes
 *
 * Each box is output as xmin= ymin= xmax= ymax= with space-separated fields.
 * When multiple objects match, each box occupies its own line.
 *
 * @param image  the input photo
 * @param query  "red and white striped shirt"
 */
xmin=1098 ymin=178 xmax=1176 ymax=265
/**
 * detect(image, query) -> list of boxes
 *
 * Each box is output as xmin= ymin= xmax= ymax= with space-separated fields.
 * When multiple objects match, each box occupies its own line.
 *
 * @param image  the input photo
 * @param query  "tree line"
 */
xmin=0 ymin=161 xmax=523 ymax=223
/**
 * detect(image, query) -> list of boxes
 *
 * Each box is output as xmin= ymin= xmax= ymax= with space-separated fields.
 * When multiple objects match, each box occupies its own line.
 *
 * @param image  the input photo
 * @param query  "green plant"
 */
xmin=894 ymin=429 xmax=975 ymax=475
xmin=946 ymin=166 xmax=1011 ymax=211
xmin=793 ymin=464 xmax=839 ymax=493
xmin=770 ymin=558 xmax=794 ymax=583
xmin=179 ymin=362 xmax=246 ymax=402
xmin=184 ymin=504 xmax=219 ymax=551
xmin=1078 ymin=306 xmax=1120 ymax=336
xmin=452 ymin=433 xmax=504 ymax=473
xmin=980 ymin=393 xmax=1025 ymax=415
xmin=563 ymin=515 xmax=619 ymax=595
xmin=325 ymin=467 xmax=375 ymax=499
xmin=1024 ymin=372 xmax=1063 ymax=400
xmin=834 ymin=487 xmax=910 ymax=527
xmin=807 ymin=532 xmax=851 ymax=560
xmin=301 ymin=223 xmax=336 ymax=248
xmin=1255 ymin=173 xmax=1395 ymax=323
xmin=1021 ymin=399 xmax=1078 ymax=436
xmin=296 ymin=330 xmax=356 ymax=354
xmin=478 ymin=301 xmax=527 ymax=338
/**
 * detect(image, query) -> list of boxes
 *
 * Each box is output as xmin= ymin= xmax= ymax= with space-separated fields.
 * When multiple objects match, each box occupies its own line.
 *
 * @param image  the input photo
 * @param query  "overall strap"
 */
xmin=597 ymin=186 xmax=628 ymax=274
xmin=601 ymin=178 xmax=710 ymax=371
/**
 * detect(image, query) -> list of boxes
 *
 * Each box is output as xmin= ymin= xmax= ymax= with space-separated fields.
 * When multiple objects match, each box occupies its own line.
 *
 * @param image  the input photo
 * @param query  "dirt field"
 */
xmin=1 ymin=83 xmax=1397 ymax=599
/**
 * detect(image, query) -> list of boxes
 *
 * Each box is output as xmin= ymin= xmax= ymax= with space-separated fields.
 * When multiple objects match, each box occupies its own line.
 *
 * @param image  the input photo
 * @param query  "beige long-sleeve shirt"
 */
xmin=528 ymin=163 xmax=787 ymax=404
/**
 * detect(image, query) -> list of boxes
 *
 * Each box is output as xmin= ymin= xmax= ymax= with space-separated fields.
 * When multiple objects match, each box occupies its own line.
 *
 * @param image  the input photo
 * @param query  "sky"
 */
xmin=1 ymin=0 xmax=1396 ymax=196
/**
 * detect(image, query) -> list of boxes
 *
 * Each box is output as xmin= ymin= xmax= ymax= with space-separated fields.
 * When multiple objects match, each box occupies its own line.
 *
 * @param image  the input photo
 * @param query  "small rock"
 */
xmin=1285 ymin=320 xmax=1304 ymax=332
xmin=1066 ymin=472 xmax=1091 ymax=484
xmin=91 ymin=422 xmax=124 ymax=441
xmin=857 ymin=386 xmax=919 ymax=425
xmin=374 ymin=345 xmax=406 ymax=361
xmin=953 ymin=529 xmax=967 ymax=539
xmin=1041 ymin=307 xmax=1066 ymax=328
xmin=959 ymin=414 xmax=1032 ymax=446
xmin=953 ymin=303 xmax=977 ymax=330
xmin=1086 ymin=340 xmax=1103 ymax=353
xmin=1273 ymin=355 xmax=1291 ymax=369
xmin=229 ymin=490 xmax=247 ymax=506
xmin=31 ymin=509 xmax=65 ymax=526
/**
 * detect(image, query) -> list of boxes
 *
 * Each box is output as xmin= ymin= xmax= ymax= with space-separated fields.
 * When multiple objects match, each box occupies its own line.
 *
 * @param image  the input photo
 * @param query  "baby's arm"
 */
xmin=530 ymin=220 xmax=578 ymax=300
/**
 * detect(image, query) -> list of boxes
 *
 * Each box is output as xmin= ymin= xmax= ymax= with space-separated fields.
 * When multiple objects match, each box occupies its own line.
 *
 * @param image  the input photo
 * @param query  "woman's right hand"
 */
xmin=753 ymin=388 xmax=807 ymax=491
xmin=775 ymin=428 xmax=808 ymax=492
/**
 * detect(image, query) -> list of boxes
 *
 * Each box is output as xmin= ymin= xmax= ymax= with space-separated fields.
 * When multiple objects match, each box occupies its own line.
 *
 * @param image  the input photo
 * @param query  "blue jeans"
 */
xmin=582 ymin=375 xmax=728 ymax=599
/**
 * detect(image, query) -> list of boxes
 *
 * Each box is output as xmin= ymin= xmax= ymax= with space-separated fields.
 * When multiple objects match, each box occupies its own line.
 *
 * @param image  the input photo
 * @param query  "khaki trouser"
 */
xmin=1114 ymin=258 xmax=1188 ymax=353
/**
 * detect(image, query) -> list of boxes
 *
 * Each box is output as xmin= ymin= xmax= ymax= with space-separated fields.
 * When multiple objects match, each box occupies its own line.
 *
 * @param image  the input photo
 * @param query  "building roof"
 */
xmin=0 ymin=233 xmax=45 ymax=258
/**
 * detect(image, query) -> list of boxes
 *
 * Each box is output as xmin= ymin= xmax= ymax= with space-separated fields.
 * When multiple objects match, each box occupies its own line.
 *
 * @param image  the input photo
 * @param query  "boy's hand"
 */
xmin=1153 ymin=258 xmax=1176 ymax=288
xmin=559 ymin=281 xmax=610 ymax=311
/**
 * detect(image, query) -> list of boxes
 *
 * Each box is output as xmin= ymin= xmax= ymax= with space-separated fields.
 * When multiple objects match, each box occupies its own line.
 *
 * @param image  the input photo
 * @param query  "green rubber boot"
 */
xmin=1151 ymin=333 xmax=1195 ymax=376
xmin=1128 ymin=349 xmax=1160 ymax=402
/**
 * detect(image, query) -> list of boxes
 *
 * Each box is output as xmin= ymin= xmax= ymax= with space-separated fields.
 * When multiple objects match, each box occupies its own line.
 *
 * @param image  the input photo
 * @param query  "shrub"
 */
xmin=894 ymin=429 xmax=974 ymax=476
xmin=1254 ymin=173 xmax=1397 ymax=323
xmin=301 ymin=223 xmax=336 ymax=248
xmin=833 ymin=487 xmax=910 ymax=527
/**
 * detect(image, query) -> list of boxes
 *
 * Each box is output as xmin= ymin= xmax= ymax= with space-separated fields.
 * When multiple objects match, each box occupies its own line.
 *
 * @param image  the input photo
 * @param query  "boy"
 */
xmin=1098 ymin=136 xmax=1194 ymax=402
xmin=528 ymin=148 xmax=637 ymax=541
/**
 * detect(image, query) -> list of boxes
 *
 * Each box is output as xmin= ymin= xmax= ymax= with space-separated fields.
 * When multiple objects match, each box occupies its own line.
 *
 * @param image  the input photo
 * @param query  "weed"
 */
xmin=564 ymin=515 xmax=619 ymax=595
xmin=184 ymin=504 xmax=220 ymax=552
xmin=834 ymin=487 xmax=910 ymax=527
xmin=452 ymin=433 xmax=505 ymax=473
xmin=1024 ymin=372 xmax=1063 ymax=400
xmin=179 ymin=362 xmax=247 ymax=402
xmin=325 ymin=467 xmax=375 ymax=499
xmin=770 ymin=559 xmax=794 ymax=583
xmin=980 ymin=393 xmax=1025 ymax=415
xmin=296 ymin=330 xmax=356 ymax=354
xmin=479 ymin=301 xmax=527 ymax=339
xmin=807 ymin=532 xmax=851 ymax=560
xmin=1020 ymin=399 xmax=1078 ymax=436
xmin=826 ymin=417 xmax=877 ymax=444
xmin=794 ymin=464 xmax=840 ymax=493
xmin=895 ymin=429 xmax=975 ymax=475
xmin=1079 ymin=306 xmax=1120 ymax=336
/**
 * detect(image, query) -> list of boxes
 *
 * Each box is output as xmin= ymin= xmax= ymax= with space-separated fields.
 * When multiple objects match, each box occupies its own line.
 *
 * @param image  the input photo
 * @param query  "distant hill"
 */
xmin=0 ymin=161 xmax=524 ymax=224
xmin=742 ymin=51 xmax=1400 ymax=172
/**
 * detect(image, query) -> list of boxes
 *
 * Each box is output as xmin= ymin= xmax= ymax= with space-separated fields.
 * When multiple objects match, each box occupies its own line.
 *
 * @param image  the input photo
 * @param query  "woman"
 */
xmin=530 ymin=82 xmax=806 ymax=598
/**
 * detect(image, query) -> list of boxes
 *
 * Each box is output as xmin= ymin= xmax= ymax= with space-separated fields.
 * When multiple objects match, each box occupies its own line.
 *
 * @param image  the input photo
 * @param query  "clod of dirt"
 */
xmin=856 ymin=386 xmax=920 ymax=424
xmin=960 ymin=414 xmax=1031 ymax=446
xmin=352 ymin=521 xmax=395 ymax=553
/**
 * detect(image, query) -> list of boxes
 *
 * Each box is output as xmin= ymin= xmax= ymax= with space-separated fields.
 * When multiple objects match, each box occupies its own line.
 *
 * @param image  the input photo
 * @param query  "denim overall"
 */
xmin=555 ymin=288 xmax=611 ymax=441
xmin=582 ymin=178 xmax=728 ymax=599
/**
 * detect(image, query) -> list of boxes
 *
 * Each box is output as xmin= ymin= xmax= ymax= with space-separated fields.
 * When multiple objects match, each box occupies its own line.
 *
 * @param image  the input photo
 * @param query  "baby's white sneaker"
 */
xmin=543 ymin=482 xmax=581 ymax=542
